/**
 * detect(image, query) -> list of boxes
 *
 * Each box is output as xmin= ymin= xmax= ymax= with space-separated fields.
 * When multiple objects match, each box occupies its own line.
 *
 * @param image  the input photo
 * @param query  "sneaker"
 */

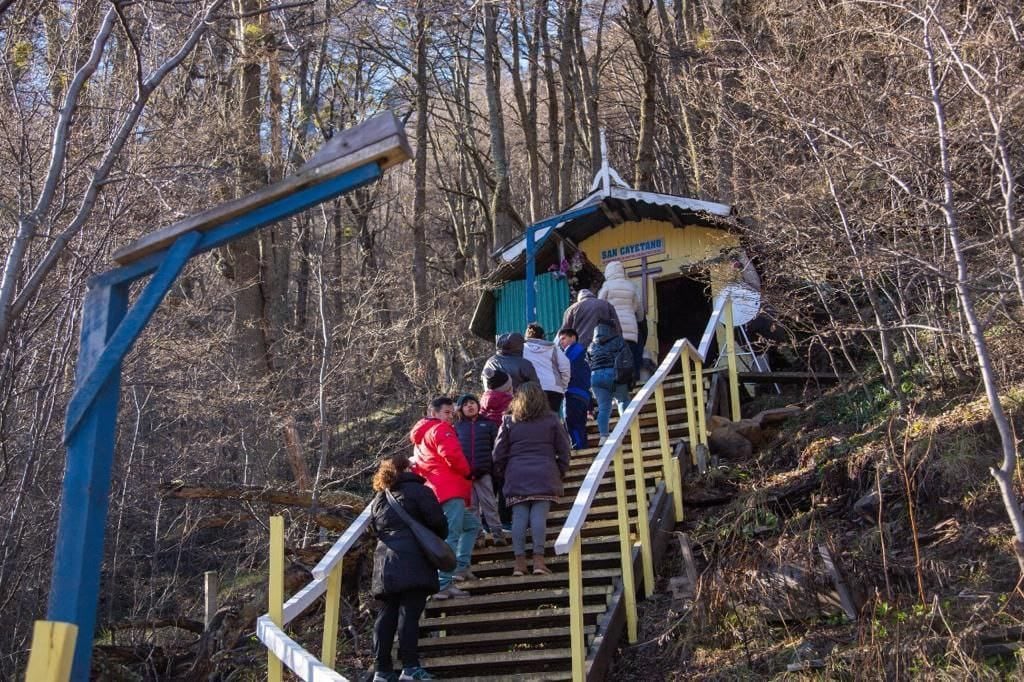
xmin=373 ymin=673 xmax=398 ymax=682
xmin=399 ymin=667 xmax=435 ymax=680
xmin=452 ymin=568 xmax=478 ymax=582
xmin=492 ymin=533 xmax=508 ymax=547
xmin=432 ymin=584 xmax=470 ymax=600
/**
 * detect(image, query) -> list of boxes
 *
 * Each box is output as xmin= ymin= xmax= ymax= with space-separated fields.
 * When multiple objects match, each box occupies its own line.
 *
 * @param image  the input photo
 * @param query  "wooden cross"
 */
xmin=626 ymin=256 xmax=663 ymax=315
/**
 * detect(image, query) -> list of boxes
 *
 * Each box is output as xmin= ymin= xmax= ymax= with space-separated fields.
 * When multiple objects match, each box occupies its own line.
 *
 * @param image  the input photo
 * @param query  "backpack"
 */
xmin=613 ymin=342 xmax=634 ymax=385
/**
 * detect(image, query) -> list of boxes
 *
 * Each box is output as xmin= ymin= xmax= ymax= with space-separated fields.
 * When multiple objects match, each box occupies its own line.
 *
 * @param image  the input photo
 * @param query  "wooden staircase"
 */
xmin=409 ymin=376 xmax=698 ymax=681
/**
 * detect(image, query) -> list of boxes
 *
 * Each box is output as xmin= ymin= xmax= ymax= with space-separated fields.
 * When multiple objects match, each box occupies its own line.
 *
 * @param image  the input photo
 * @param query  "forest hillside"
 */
xmin=1 ymin=0 xmax=1023 ymax=678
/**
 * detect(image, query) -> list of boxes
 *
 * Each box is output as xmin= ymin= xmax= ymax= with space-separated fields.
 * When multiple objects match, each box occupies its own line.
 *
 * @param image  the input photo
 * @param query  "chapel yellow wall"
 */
xmin=578 ymin=219 xmax=740 ymax=355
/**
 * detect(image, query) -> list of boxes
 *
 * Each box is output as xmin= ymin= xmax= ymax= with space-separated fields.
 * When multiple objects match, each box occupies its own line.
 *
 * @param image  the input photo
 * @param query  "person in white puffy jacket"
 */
xmin=522 ymin=323 xmax=571 ymax=413
xmin=598 ymin=261 xmax=644 ymax=382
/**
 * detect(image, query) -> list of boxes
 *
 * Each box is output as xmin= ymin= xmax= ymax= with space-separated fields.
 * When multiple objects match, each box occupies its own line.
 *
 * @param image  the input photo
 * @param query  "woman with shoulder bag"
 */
xmin=370 ymin=454 xmax=448 ymax=681
xmin=492 ymin=382 xmax=572 ymax=576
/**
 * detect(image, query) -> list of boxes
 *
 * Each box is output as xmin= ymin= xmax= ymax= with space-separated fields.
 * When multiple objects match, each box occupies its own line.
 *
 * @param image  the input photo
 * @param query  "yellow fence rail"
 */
xmin=256 ymin=508 xmax=373 ymax=682
xmin=553 ymin=293 xmax=742 ymax=682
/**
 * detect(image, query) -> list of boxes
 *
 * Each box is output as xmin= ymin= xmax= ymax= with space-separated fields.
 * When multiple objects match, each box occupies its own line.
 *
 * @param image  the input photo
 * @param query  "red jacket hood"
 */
xmin=410 ymin=417 xmax=439 ymax=446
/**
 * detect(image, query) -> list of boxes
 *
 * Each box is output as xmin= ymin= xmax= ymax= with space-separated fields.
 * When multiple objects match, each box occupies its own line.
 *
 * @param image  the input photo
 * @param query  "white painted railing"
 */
xmin=254 ymin=294 xmax=743 ymax=682
xmin=256 ymin=505 xmax=374 ymax=682
xmin=554 ymin=294 xmax=741 ymax=682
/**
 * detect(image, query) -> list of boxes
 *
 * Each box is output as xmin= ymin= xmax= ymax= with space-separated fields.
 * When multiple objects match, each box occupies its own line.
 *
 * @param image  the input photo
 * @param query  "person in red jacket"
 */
xmin=409 ymin=396 xmax=480 ymax=600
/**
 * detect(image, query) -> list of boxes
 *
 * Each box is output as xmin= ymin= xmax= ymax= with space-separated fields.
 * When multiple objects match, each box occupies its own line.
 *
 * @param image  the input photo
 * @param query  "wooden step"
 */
xmin=471 ymin=534 xmax=621 ymax=561
xmin=424 ymin=585 xmax=611 ymax=617
xmin=451 ymin=568 xmax=622 ymax=595
xmin=414 ymin=624 xmax=596 ymax=654
xmin=418 ymin=604 xmax=605 ymax=633
xmin=565 ymin=446 xmax=668 ymax=473
xmin=420 ymin=647 xmax=573 ymax=678
xmin=468 ymin=551 xmax=623 ymax=575
xmin=439 ymin=674 xmax=573 ymax=682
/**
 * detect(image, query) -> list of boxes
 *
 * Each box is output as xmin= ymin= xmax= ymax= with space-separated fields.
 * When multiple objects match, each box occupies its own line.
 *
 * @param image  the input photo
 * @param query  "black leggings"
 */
xmin=373 ymin=590 xmax=429 ymax=672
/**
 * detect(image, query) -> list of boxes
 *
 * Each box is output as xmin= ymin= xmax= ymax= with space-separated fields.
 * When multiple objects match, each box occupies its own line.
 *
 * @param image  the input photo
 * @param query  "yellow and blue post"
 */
xmin=41 ymin=162 xmax=385 ymax=680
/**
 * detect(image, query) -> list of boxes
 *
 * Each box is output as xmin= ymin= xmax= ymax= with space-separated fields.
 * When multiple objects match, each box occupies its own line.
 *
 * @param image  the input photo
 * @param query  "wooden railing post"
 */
xmin=321 ymin=559 xmax=343 ymax=668
xmin=204 ymin=571 xmax=218 ymax=630
xmin=693 ymin=360 xmax=708 ymax=447
xmin=268 ymin=516 xmax=284 ymax=682
xmin=654 ymin=384 xmax=682 ymax=522
xmin=680 ymin=355 xmax=699 ymax=466
xmin=568 ymin=535 xmax=586 ymax=682
xmin=25 ymin=621 xmax=77 ymax=682
xmin=723 ymin=299 xmax=741 ymax=421
xmin=612 ymin=445 xmax=638 ymax=642
xmin=629 ymin=421 xmax=655 ymax=598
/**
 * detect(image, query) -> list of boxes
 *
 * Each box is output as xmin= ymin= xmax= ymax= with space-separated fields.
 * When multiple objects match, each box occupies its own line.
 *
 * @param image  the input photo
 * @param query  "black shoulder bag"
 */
xmin=384 ymin=489 xmax=456 ymax=572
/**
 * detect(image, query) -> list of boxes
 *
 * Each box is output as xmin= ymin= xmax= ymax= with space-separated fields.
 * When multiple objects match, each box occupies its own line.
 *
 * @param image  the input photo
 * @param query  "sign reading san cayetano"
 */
xmin=600 ymin=238 xmax=665 ymax=263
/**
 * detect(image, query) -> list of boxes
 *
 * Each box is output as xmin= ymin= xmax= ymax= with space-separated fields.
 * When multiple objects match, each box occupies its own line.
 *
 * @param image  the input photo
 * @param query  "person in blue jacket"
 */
xmin=557 ymin=327 xmax=592 ymax=450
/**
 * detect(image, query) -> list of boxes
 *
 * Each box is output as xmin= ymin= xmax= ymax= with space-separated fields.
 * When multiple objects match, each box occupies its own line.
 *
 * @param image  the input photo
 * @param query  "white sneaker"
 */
xmin=599 ymin=436 xmax=608 ymax=446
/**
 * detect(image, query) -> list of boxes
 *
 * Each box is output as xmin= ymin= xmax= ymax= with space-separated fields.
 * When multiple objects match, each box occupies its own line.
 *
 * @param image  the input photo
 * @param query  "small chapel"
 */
xmin=470 ymin=145 xmax=760 ymax=365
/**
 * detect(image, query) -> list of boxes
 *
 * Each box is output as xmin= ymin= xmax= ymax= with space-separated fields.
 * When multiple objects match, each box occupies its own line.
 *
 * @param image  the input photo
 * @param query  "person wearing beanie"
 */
xmin=454 ymin=394 xmax=506 ymax=547
xmin=480 ymin=332 xmax=539 ymax=389
xmin=478 ymin=369 xmax=515 ymax=531
xmin=479 ymin=369 xmax=514 ymax=425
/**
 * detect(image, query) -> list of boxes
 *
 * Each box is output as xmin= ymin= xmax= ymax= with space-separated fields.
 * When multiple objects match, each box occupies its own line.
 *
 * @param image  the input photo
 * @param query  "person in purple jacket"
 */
xmin=492 ymin=382 xmax=571 ymax=576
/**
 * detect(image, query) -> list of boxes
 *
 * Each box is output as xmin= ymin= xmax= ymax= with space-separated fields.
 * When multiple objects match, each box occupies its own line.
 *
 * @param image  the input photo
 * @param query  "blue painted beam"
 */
xmin=63 ymin=231 xmax=200 ymax=442
xmin=47 ymin=159 xmax=388 ymax=680
xmin=90 ymin=162 xmax=384 ymax=290
xmin=48 ymin=282 xmax=128 ymax=681
xmin=524 ymin=205 xmax=599 ymax=324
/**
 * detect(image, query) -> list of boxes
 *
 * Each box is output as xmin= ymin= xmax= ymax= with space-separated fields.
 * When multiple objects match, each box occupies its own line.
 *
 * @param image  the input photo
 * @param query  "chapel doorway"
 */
xmin=655 ymin=274 xmax=713 ymax=360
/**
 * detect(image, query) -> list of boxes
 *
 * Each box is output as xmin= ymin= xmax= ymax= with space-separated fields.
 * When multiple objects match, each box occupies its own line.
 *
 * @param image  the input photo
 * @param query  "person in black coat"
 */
xmin=370 ymin=454 xmax=448 ymax=681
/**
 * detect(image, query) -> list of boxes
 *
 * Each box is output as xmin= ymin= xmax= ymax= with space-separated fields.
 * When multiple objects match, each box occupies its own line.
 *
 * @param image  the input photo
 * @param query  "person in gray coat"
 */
xmin=492 ymin=382 xmax=571 ymax=576
xmin=560 ymin=289 xmax=621 ymax=347
xmin=481 ymin=332 xmax=539 ymax=389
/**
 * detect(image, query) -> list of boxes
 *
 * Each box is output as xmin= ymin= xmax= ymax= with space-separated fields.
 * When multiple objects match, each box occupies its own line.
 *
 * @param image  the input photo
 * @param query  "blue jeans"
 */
xmin=591 ymin=368 xmax=630 ymax=438
xmin=439 ymin=498 xmax=480 ymax=588
xmin=511 ymin=500 xmax=551 ymax=557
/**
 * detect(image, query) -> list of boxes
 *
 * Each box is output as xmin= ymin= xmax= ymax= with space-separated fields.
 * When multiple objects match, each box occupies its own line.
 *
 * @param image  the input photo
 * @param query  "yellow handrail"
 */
xmin=257 ymin=507 xmax=373 ymax=681
xmin=555 ymin=294 xmax=742 ymax=682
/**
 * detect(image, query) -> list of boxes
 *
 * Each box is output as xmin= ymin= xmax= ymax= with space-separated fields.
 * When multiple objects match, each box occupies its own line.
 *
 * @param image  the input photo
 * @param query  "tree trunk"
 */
xmin=558 ymin=0 xmax=579 ymax=208
xmin=923 ymin=17 xmax=1024 ymax=573
xmin=411 ymin=2 xmax=434 ymax=373
xmin=484 ymin=1 xmax=518 ymax=247
xmin=624 ymin=0 xmax=659 ymax=191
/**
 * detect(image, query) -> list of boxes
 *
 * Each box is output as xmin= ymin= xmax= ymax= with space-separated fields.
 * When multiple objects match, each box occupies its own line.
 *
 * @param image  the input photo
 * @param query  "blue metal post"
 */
xmin=520 ymin=205 xmax=601 ymax=329
xmin=45 ymin=161 xmax=387 ymax=680
xmin=525 ymin=227 xmax=538 ymax=324
xmin=48 ymin=282 xmax=128 ymax=681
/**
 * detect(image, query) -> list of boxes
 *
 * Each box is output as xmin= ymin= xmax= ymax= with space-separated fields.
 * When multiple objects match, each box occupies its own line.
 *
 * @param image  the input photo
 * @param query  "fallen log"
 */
xmin=105 ymin=617 xmax=205 ymax=635
xmin=158 ymin=482 xmax=364 ymax=531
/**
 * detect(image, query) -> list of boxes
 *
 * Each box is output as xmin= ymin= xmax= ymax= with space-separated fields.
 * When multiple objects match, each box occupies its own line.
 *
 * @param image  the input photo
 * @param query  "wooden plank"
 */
xmin=26 ymin=621 xmax=77 ymax=682
xmin=112 ymin=113 xmax=411 ymax=265
xmin=737 ymin=371 xmax=848 ymax=383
